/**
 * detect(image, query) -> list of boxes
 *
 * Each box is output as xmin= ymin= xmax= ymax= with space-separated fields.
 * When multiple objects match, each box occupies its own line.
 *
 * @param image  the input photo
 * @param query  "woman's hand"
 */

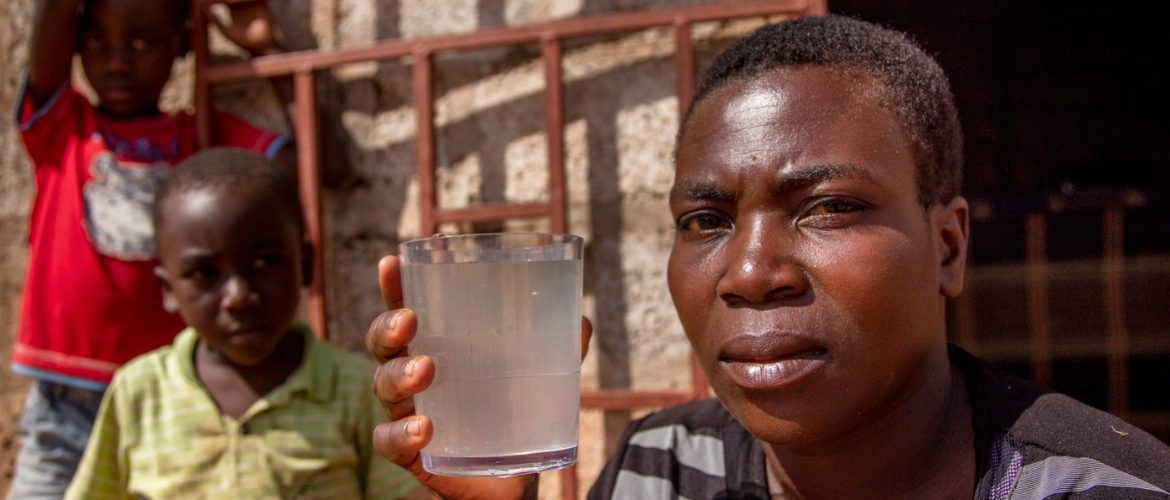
xmin=367 ymin=256 xmax=550 ymax=499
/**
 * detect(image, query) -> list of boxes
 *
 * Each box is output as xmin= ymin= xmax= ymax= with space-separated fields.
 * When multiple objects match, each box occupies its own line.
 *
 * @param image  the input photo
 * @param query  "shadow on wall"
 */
xmin=252 ymin=0 xmax=751 ymax=454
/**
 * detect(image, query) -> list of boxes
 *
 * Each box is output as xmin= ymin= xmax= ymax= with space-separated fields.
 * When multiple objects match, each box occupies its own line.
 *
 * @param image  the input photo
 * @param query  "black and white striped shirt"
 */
xmin=588 ymin=347 xmax=1170 ymax=499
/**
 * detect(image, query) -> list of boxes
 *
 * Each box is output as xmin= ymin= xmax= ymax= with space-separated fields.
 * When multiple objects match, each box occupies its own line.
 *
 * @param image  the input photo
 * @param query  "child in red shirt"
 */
xmin=10 ymin=1 xmax=291 ymax=497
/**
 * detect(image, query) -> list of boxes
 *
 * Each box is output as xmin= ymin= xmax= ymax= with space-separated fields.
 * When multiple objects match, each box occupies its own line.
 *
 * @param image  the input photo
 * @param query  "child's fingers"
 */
xmin=378 ymin=255 xmax=405 ymax=310
xmin=373 ymin=355 xmax=435 ymax=419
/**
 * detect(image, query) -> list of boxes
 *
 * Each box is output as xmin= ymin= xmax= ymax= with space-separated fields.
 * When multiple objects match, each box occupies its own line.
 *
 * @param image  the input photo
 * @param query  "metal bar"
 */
xmin=1025 ymin=214 xmax=1051 ymax=387
xmin=672 ymin=19 xmax=712 ymax=402
xmin=805 ymin=0 xmax=830 ymax=16
xmin=293 ymin=70 xmax=328 ymax=339
xmin=954 ymin=277 xmax=979 ymax=351
xmin=192 ymin=2 xmax=212 ymax=148
xmin=673 ymin=19 xmax=695 ymax=116
xmin=413 ymin=51 xmax=438 ymax=237
xmin=559 ymin=465 xmax=577 ymax=500
xmin=1103 ymin=208 xmax=1129 ymax=417
xmin=202 ymin=0 xmax=811 ymax=83
xmin=542 ymin=36 xmax=568 ymax=233
xmin=433 ymin=202 xmax=550 ymax=224
xmin=580 ymin=389 xmax=698 ymax=410
xmin=955 ymin=233 xmax=978 ymax=351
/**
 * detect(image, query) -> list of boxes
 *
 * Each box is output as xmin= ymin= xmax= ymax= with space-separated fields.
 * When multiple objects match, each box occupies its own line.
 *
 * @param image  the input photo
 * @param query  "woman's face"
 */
xmin=668 ymin=66 xmax=966 ymax=448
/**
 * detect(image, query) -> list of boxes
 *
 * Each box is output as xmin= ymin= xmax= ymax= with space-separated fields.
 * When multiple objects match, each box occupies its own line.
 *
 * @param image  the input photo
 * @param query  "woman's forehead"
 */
xmin=681 ymin=68 xmax=886 ymax=151
xmin=673 ymin=67 xmax=916 ymax=197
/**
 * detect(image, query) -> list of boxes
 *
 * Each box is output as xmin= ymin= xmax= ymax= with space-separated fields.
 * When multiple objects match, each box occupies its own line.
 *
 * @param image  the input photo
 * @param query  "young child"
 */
xmin=64 ymin=148 xmax=420 ymax=499
xmin=9 ymin=1 xmax=292 ymax=497
xmin=364 ymin=14 xmax=1170 ymax=499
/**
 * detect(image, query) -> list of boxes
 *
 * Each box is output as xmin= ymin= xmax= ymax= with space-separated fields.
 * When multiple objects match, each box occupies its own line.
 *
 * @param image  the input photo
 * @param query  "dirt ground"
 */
xmin=1 ymin=382 xmax=29 ymax=495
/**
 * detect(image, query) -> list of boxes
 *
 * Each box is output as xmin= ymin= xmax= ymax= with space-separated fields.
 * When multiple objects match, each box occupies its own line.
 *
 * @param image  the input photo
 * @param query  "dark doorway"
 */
xmin=828 ymin=1 xmax=1170 ymax=196
xmin=827 ymin=1 xmax=1170 ymax=442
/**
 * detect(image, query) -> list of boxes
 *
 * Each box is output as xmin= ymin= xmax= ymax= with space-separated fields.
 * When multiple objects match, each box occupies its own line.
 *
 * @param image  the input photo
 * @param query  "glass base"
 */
xmin=421 ymin=446 xmax=577 ymax=477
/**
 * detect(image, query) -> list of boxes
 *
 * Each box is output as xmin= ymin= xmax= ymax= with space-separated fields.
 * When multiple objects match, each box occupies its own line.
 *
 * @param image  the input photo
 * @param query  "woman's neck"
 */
xmin=770 ymin=357 xmax=975 ymax=500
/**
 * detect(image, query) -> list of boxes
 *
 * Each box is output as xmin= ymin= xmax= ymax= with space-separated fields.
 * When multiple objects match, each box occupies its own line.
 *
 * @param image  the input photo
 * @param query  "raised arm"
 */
xmin=27 ymin=0 xmax=84 ymax=106
xmin=209 ymin=1 xmax=298 ymax=168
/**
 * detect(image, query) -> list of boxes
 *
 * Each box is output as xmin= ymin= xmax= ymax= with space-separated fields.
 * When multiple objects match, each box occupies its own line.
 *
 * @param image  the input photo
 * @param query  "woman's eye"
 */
xmin=807 ymin=199 xmax=862 ymax=216
xmin=800 ymin=198 xmax=868 ymax=229
xmin=677 ymin=213 xmax=728 ymax=233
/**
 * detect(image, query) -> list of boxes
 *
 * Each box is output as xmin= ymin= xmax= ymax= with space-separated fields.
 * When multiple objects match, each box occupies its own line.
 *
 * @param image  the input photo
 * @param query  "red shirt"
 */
xmin=13 ymin=85 xmax=286 ymax=388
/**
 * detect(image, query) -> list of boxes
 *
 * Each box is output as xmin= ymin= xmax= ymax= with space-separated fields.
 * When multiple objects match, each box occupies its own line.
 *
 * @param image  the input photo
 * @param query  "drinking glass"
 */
xmin=398 ymin=232 xmax=584 ymax=476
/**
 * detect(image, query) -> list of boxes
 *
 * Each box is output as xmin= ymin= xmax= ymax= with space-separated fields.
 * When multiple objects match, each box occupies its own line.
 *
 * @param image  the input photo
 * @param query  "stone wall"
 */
xmin=0 ymin=0 xmax=34 ymax=490
xmin=0 ymin=0 xmax=781 ymax=496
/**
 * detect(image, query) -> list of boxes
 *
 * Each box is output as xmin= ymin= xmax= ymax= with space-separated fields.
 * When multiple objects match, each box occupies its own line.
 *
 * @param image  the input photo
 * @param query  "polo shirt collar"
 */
xmin=270 ymin=323 xmax=335 ymax=405
xmin=173 ymin=323 xmax=335 ymax=405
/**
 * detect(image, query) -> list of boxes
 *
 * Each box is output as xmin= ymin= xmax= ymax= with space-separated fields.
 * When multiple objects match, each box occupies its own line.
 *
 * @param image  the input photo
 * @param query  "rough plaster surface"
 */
xmin=1 ymin=0 xmax=34 ymax=491
xmin=0 ymin=1 xmax=763 ymax=496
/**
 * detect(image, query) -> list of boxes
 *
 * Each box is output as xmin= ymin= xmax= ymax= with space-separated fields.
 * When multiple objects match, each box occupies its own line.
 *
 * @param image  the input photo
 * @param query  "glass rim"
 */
xmin=398 ymin=232 xmax=584 ymax=263
xmin=400 ymin=232 xmax=583 ymax=249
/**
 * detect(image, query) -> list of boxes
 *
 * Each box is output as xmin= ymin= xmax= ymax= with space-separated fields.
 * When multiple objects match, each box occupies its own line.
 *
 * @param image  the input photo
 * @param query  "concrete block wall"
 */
xmin=0 ymin=0 xmax=778 ymax=495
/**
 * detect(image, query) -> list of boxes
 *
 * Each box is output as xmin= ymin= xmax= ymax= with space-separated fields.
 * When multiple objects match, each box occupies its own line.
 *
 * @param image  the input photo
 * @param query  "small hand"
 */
xmin=208 ymin=0 xmax=279 ymax=56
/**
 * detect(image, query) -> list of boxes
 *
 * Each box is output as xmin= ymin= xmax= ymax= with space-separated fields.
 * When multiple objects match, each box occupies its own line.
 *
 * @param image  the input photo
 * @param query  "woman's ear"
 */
xmin=936 ymin=196 xmax=970 ymax=298
xmin=154 ymin=266 xmax=179 ymax=313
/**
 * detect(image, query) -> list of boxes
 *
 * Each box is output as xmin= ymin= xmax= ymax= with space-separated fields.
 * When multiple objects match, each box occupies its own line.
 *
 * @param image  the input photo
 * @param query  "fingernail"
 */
xmin=404 ymin=357 xmax=416 ymax=377
xmin=407 ymin=418 xmax=421 ymax=437
xmin=387 ymin=310 xmax=401 ymax=330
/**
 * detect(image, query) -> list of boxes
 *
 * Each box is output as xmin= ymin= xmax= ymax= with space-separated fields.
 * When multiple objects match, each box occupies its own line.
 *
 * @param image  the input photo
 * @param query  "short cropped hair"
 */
xmin=152 ymin=148 xmax=303 ymax=237
xmin=684 ymin=14 xmax=963 ymax=205
xmin=82 ymin=0 xmax=192 ymax=29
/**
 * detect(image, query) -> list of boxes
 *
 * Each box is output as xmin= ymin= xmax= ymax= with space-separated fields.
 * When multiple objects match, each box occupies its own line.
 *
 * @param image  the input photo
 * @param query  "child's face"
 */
xmin=668 ymin=67 xmax=966 ymax=447
xmin=79 ymin=0 xmax=184 ymax=119
xmin=155 ymin=186 xmax=305 ymax=367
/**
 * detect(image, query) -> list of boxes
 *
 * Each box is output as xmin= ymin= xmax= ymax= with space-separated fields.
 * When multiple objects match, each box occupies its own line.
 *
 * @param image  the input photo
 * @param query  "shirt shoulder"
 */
xmin=204 ymin=110 xmax=287 ymax=159
xmin=589 ymin=399 xmax=769 ymax=500
xmin=310 ymin=337 xmax=376 ymax=379
xmin=1000 ymin=393 xmax=1170 ymax=497
xmin=110 ymin=345 xmax=177 ymax=390
xmin=953 ymin=346 xmax=1170 ymax=498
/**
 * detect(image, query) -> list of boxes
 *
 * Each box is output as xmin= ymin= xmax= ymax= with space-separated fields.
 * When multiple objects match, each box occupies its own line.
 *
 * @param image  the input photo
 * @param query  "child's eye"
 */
xmin=186 ymin=267 xmax=219 ymax=283
xmin=83 ymin=36 xmax=106 ymax=52
xmin=130 ymin=38 xmax=152 ymax=51
xmin=253 ymin=256 xmax=283 ymax=270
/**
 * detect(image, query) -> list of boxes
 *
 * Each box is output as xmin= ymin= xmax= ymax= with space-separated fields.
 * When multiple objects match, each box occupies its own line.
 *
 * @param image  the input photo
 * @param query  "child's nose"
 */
xmin=221 ymin=275 xmax=259 ymax=310
xmin=105 ymin=46 xmax=132 ymax=72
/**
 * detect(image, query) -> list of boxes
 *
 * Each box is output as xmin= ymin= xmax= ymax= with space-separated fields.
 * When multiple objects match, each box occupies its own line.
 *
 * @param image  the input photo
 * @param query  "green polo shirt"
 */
xmin=67 ymin=325 xmax=418 ymax=499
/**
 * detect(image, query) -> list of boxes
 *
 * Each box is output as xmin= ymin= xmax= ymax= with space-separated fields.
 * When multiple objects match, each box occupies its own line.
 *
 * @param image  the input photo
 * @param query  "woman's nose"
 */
xmin=715 ymin=223 xmax=809 ymax=306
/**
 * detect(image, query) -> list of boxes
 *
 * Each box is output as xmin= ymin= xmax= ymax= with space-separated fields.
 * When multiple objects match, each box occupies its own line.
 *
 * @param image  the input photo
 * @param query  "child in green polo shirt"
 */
xmin=66 ymin=148 xmax=421 ymax=499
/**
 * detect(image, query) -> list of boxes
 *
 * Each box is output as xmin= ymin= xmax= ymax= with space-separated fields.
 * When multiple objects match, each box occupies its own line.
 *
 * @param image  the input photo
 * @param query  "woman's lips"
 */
xmin=717 ymin=334 xmax=828 ymax=390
